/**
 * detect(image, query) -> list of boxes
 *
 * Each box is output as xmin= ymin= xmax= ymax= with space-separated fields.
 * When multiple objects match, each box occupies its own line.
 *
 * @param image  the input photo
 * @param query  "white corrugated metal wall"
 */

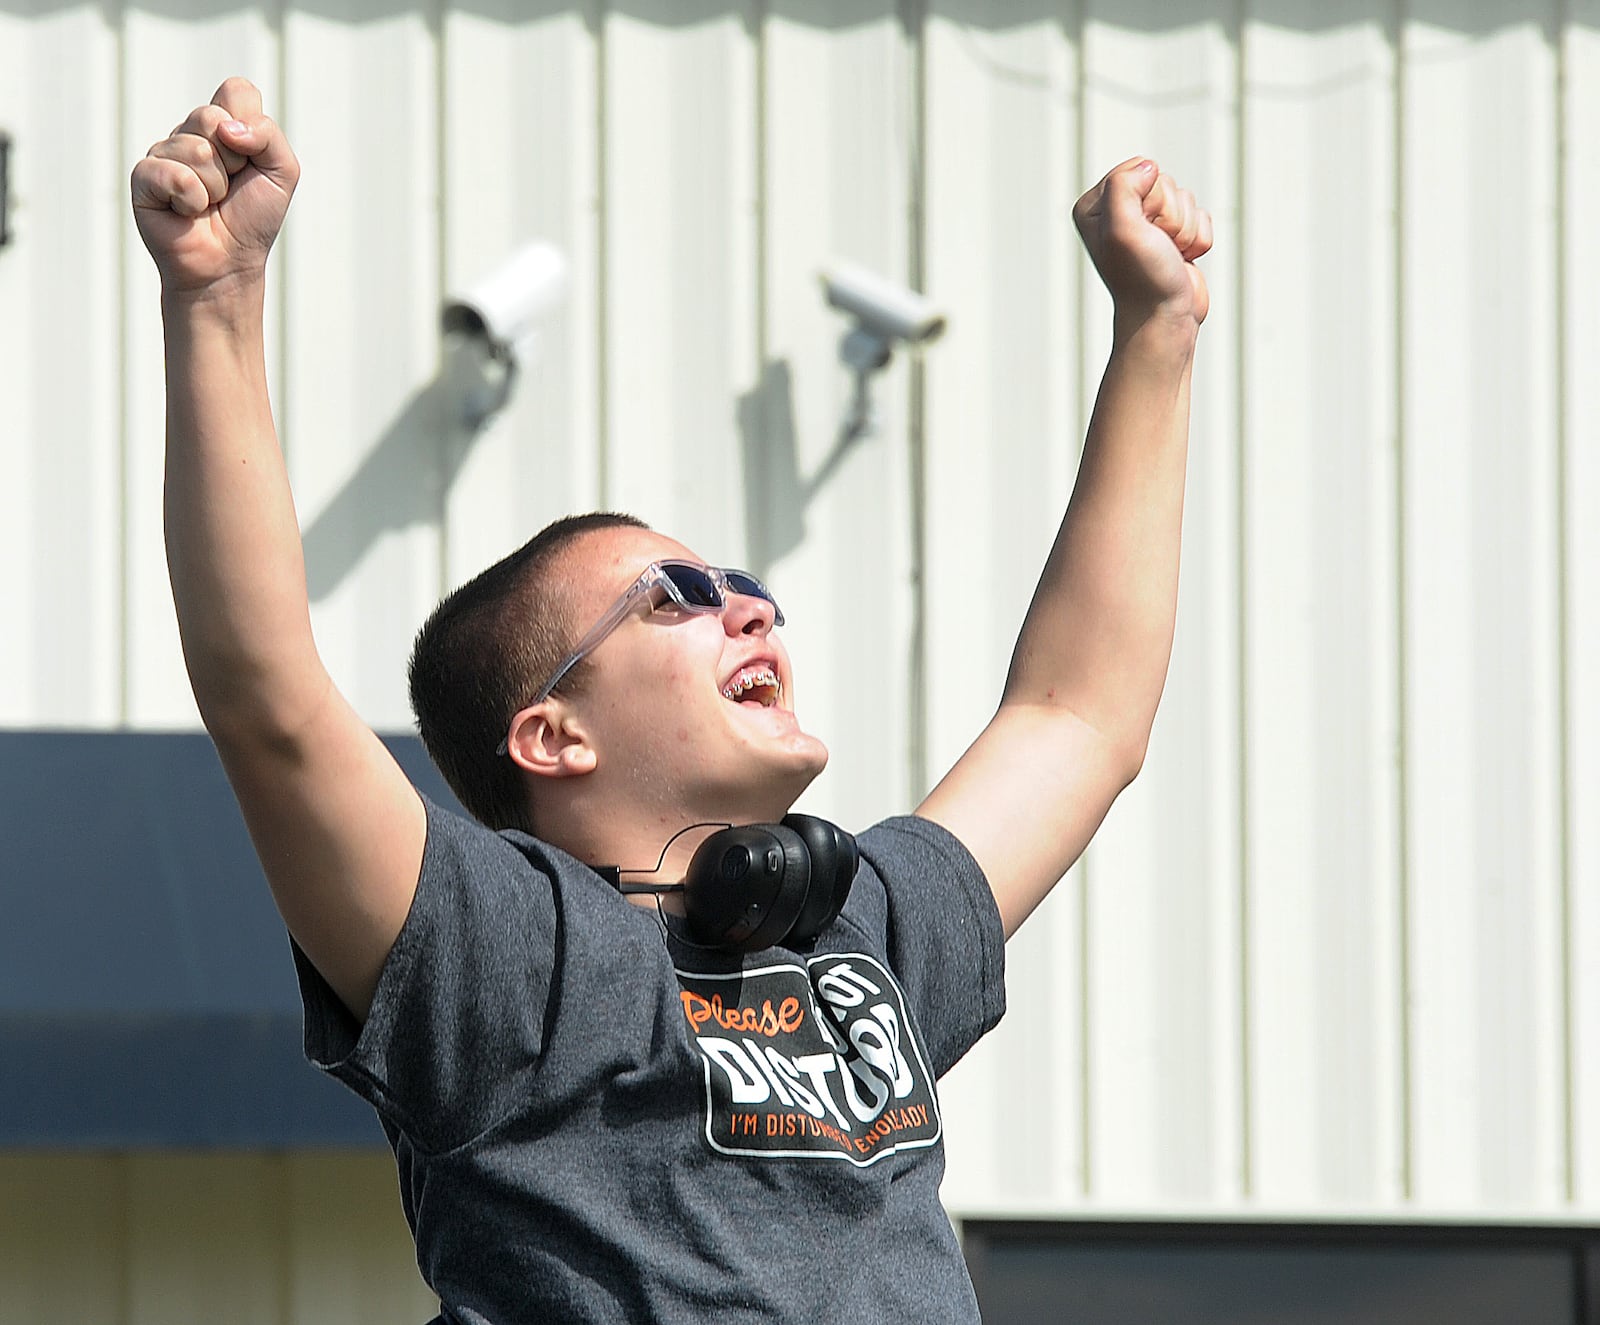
xmin=0 ymin=0 xmax=1596 ymax=1313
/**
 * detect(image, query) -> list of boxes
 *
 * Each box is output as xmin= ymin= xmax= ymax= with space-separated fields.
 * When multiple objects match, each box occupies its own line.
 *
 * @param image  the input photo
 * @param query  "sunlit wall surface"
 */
xmin=1 ymin=0 xmax=1596 ymax=1264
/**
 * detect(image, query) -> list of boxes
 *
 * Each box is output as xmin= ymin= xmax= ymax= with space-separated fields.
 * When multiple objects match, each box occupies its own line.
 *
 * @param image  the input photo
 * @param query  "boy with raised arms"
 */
xmin=131 ymin=77 xmax=1211 ymax=1324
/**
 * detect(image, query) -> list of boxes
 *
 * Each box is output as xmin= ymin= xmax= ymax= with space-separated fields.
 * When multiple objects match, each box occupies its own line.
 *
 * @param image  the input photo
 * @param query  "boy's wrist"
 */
xmin=161 ymin=272 xmax=269 ymax=328
xmin=1110 ymin=306 xmax=1200 ymax=364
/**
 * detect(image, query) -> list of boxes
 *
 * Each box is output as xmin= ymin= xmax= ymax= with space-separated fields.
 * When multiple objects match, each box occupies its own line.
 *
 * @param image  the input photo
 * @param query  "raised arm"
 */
xmin=915 ymin=157 xmax=1212 ymax=937
xmin=132 ymin=78 xmax=425 ymax=1019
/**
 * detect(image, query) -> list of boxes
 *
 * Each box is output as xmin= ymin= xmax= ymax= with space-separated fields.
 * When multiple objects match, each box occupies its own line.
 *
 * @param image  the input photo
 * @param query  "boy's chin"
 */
xmin=778 ymin=733 xmax=830 ymax=785
xmin=723 ymin=742 xmax=830 ymax=822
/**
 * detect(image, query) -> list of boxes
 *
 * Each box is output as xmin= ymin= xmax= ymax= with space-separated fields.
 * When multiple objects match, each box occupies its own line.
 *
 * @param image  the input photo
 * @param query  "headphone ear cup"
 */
xmin=779 ymin=814 xmax=857 ymax=944
xmin=683 ymin=825 xmax=811 ymax=954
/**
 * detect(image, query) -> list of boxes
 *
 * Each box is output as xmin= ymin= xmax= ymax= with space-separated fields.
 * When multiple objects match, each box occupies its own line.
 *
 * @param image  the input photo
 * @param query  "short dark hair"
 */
xmin=407 ymin=512 xmax=649 ymax=832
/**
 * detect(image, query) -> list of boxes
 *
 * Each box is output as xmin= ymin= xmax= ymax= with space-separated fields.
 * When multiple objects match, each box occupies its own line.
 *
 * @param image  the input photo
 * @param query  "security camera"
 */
xmin=819 ymin=261 xmax=946 ymax=438
xmin=441 ymin=242 xmax=569 ymax=426
xmin=820 ymin=262 xmax=946 ymax=370
xmin=442 ymin=241 xmax=569 ymax=362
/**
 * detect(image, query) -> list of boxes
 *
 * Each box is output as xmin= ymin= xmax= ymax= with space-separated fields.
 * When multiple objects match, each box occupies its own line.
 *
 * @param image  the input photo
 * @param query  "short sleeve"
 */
xmin=293 ymin=796 xmax=560 ymax=1153
xmin=847 ymin=814 xmax=1005 ymax=1077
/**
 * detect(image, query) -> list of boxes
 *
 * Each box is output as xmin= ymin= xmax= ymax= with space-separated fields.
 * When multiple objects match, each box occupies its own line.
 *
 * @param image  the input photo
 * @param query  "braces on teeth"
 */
xmin=723 ymin=668 xmax=780 ymax=701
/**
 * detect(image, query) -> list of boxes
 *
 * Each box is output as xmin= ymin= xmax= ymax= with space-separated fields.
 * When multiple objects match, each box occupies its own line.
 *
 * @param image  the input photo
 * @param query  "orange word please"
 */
xmin=680 ymin=991 xmax=805 ymax=1038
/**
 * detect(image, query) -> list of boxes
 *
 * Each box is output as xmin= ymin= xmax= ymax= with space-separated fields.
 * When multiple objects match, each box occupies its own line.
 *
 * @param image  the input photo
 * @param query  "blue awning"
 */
xmin=0 ymin=729 xmax=462 ymax=1148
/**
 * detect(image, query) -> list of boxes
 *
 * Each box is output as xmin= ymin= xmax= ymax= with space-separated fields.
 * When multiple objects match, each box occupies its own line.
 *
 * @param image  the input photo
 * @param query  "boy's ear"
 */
xmin=505 ymin=703 xmax=597 ymax=779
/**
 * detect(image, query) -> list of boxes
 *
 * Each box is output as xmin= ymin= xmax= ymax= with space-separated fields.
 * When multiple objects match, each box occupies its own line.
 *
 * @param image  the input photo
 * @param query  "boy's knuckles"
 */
xmin=212 ymin=76 xmax=263 ymax=116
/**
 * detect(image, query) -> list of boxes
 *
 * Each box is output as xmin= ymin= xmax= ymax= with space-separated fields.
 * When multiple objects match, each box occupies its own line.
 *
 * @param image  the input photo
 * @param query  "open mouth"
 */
xmin=722 ymin=665 xmax=782 ymax=708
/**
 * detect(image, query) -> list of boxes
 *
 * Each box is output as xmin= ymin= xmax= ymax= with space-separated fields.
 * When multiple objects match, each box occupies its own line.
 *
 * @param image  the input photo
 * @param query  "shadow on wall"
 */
xmin=300 ymin=330 xmax=517 ymax=601
xmin=208 ymin=0 xmax=1559 ymax=597
xmin=737 ymin=359 xmax=807 ymax=579
xmin=299 ymin=377 xmax=465 ymax=603
xmin=736 ymin=357 xmax=887 ymax=581
xmin=299 ymin=350 xmax=870 ymax=600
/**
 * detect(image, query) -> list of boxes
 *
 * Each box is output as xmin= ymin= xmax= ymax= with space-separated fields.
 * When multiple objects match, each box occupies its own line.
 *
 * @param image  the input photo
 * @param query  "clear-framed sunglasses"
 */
xmin=496 ymin=560 xmax=783 ymax=754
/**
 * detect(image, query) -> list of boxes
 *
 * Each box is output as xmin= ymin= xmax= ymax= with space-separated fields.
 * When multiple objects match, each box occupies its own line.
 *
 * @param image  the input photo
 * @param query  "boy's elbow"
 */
xmin=193 ymin=663 xmax=337 ymax=761
xmin=1110 ymin=721 xmax=1153 ymax=789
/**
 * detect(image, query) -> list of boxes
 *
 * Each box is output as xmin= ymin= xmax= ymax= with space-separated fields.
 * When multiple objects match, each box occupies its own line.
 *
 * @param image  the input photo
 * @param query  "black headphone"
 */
xmin=605 ymin=815 xmax=857 ymax=954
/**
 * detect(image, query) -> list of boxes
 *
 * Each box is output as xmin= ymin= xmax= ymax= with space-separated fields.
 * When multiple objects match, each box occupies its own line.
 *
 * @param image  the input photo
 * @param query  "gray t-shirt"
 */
xmin=295 ymin=797 xmax=1006 ymax=1324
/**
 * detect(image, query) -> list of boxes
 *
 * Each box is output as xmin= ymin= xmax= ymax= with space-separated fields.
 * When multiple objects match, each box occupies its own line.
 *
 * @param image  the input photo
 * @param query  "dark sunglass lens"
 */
xmin=725 ymin=570 xmax=783 ymax=624
xmin=724 ymin=571 xmax=773 ymax=604
xmin=662 ymin=563 xmax=723 ymax=609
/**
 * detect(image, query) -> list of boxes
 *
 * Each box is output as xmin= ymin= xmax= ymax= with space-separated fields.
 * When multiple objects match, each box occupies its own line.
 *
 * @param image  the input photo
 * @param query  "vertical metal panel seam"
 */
xmin=1553 ymin=0 xmax=1577 ymax=1207
xmin=753 ymin=0 xmax=768 ymax=376
xmin=115 ymin=0 xmax=131 ymax=726
xmin=274 ymin=2 xmax=291 ymax=527
xmin=1232 ymin=0 xmax=1253 ymax=1203
xmin=1390 ymin=0 xmax=1415 ymax=1204
xmin=1072 ymin=0 xmax=1092 ymax=1201
xmin=433 ymin=0 xmax=450 ymax=597
xmin=594 ymin=4 xmax=610 ymax=505
xmin=903 ymin=0 xmax=929 ymax=803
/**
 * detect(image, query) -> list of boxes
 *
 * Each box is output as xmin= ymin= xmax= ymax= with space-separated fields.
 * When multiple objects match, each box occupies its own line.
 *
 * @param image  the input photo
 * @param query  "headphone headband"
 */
xmin=599 ymin=817 xmax=857 ymax=954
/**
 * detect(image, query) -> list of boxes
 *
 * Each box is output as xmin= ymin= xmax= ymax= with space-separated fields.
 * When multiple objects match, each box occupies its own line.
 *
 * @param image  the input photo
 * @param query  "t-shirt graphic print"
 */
xmin=676 ymin=953 xmax=941 ymax=1166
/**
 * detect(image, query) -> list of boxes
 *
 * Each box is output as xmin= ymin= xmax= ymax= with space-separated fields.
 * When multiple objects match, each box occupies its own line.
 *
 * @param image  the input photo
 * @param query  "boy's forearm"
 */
xmin=1003 ymin=312 xmax=1197 ymax=766
xmin=162 ymin=284 xmax=325 ymax=727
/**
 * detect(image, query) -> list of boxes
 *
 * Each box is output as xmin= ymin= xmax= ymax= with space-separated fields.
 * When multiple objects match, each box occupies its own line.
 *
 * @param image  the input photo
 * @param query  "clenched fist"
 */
xmin=1072 ymin=157 xmax=1212 ymax=329
xmin=131 ymin=76 xmax=299 ymax=296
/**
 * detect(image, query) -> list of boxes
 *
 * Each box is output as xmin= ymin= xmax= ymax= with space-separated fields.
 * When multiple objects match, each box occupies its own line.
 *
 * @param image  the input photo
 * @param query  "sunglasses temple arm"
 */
xmin=528 ymin=578 xmax=654 ymax=706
